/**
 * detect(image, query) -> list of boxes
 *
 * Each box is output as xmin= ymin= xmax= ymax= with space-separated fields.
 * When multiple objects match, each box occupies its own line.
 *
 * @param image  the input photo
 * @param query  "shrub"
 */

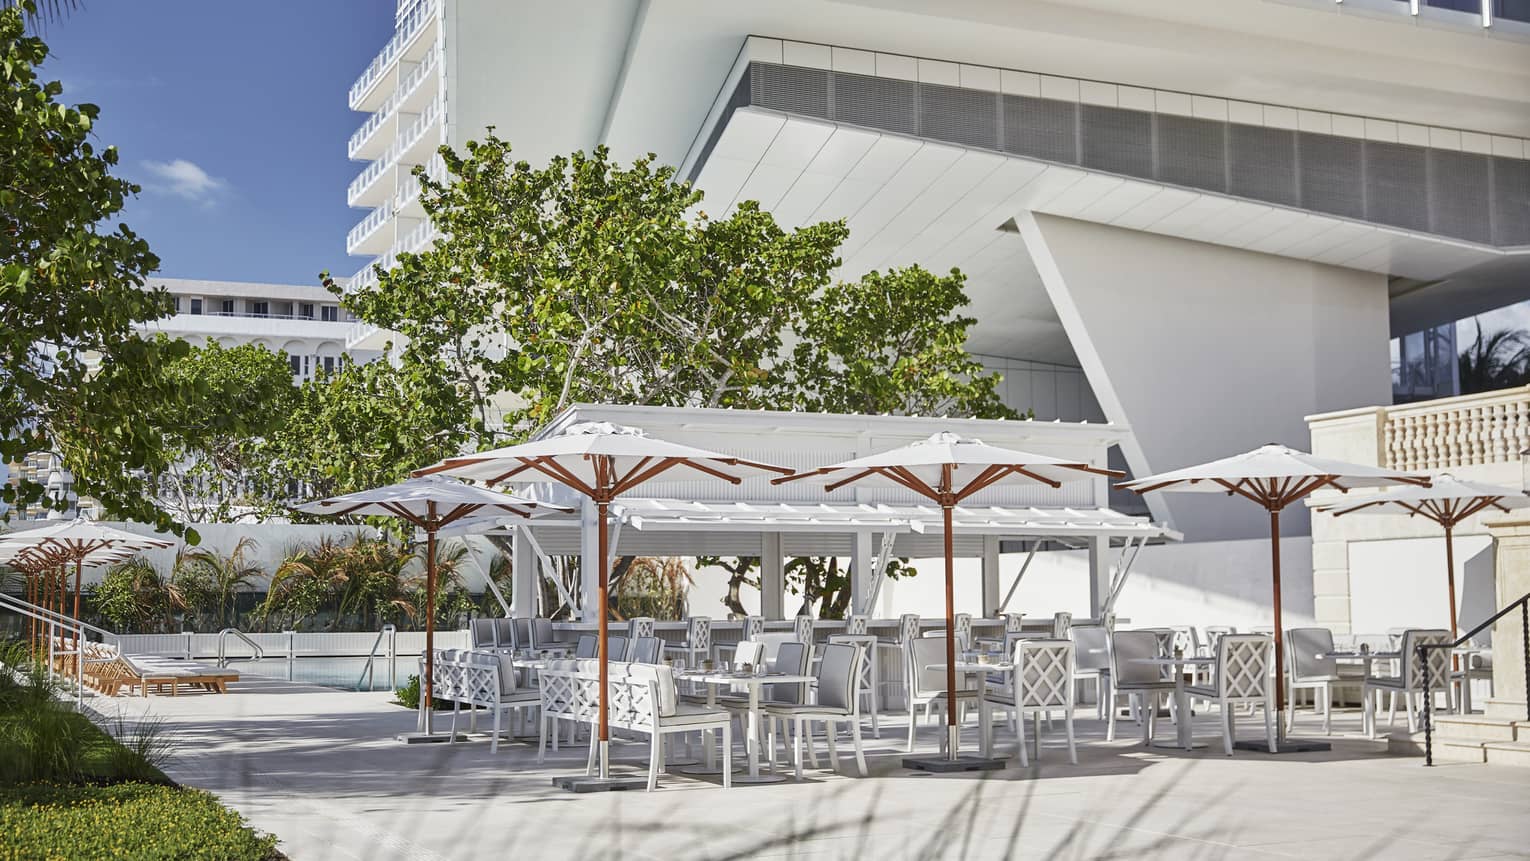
xmin=0 ymin=782 xmax=279 ymax=861
xmin=393 ymin=674 xmax=449 ymax=711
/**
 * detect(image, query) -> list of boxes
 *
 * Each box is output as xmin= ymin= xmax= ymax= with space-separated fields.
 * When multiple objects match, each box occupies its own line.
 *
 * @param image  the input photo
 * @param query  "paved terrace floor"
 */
xmin=93 ymin=678 xmax=1530 ymax=861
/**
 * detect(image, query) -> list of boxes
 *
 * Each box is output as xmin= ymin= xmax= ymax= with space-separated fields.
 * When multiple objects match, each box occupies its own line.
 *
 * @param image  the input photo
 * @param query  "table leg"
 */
xmin=979 ymin=688 xmax=992 ymax=759
xmin=705 ymin=686 xmax=717 ymax=769
xmin=1176 ymin=677 xmax=1190 ymax=750
xmin=746 ymin=685 xmax=761 ymax=778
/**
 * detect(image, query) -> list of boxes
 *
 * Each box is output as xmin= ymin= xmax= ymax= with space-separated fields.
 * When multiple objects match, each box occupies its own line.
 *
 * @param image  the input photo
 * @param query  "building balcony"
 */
xmin=346 ymin=156 xmax=396 ymax=209
xmin=348 ymin=0 xmax=438 ymax=112
xmin=142 ymin=312 xmax=356 ymax=343
xmin=347 ymin=46 xmax=439 ymax=161
xmin=346 ymin=203 xmax=394 ymax=257
xmin=395 ymin=154 xmax=446 ymax=217
xmin=395 ymin=95 xmax=444 ymax=168
xmin=1308 ymin=385 xmax=1530 ymax=481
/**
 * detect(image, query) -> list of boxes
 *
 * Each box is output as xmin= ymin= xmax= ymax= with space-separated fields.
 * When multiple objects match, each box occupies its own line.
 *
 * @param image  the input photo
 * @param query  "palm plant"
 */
xmin=259 ymin=536 xmax=352 ymax=631
xmin=1459 ymin=317 xmax=1530 ymax=395
xmin=93 ymin=558 xmax=182 ymax=634
xmin=179 ymin=538 xmax=262 ymax=629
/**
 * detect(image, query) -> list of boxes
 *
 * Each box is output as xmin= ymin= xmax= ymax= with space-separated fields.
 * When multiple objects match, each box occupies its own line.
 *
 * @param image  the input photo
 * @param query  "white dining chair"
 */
xmin=766 ymin=642 xmax=868 ymax=780
xmin=1185 ymin=634 xmax=1276 ymax=755
xmin=1364 ymin=628 xmax=1451 ymax=738
xmin=983 ymin=638 xmax=1076 ymax=766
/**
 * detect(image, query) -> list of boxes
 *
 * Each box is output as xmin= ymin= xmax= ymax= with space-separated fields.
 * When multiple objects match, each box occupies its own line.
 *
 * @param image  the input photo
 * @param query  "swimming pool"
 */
xmin=226 ymin=655 xmax=419 ymax=692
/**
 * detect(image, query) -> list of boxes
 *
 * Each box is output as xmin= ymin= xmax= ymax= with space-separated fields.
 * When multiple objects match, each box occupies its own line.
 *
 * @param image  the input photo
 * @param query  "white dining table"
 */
xmin=1131 ymin=656 xmax=1216 ymax=750
xmin=925 ymin=661 xmax=1013 ymax=759
xmin=675 ymin=669 xmax=814 ymax=784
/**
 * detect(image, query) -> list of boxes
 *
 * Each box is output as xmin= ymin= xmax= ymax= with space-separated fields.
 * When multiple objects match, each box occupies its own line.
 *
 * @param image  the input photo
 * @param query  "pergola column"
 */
xmin=512 ymin=525 xmax=537 ymax=618
xmin=849 ymin=531 xmax=874 ymax=615
xmin=981 ymin=535 xmax=1001 ymax=616
xmin=579 ymin=498 xmax=600 ymax=622
xmin=1087 ymin=535 xmax=1111 ymax=621
xmin=760 ymin=532 xmax=784 ymax=619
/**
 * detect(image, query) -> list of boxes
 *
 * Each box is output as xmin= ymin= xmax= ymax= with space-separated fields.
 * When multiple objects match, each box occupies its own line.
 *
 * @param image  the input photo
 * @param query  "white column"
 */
xmin=760 ymin=532 xmax=784 ymax=620
xmin=981 ymin=535 xmax=1001 ymax=616
xmin=1087 ymin=536 xmax=1110 ymax=621
xmin=579 ymin=498 xmax=600 ymax=622
xmin=512 ymin=525 xmax=537 ymax=618
xmin=850 ymin=531 xmax=874 ymax=615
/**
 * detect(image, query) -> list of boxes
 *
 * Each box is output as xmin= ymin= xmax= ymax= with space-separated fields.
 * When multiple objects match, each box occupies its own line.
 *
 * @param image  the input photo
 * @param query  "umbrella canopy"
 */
xmin=296 ymin=475 xmax=568 ymax=736
xmin=1317 ymin=473 xmax=1530 ymax=638
xmin=1121 ymin=444 xmax=1427 ymax=745
xmin=0 ymin=518 xmax=173 ymax=630
xmin=416 ymin=420 xmax=789 ymax=785
xmin=776 ymin=432 xmax=1117 ymax=765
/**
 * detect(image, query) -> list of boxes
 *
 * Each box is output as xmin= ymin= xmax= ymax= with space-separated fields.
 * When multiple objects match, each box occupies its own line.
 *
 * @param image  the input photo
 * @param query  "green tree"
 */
xmin=178 ymin=537 xmax=262 ymax=629
xmin=150 ymin=341 xmax=298 ymax=522
xmin=93 ymin=557 xmax=180 ymax=633
xmin=1459 ymin=318 xmax=1530 ymax=395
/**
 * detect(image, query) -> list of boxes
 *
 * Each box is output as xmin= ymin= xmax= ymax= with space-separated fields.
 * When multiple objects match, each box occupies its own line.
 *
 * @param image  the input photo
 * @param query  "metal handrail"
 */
xmin=216 ymin=628 xmax=266 ymax=668
xmin=1417 ymin=590 xmax=1529 ymax=766
xmin=0 ymin=592 xmax=86 ymax=710
xmin=356 ymin=624 xmax=397 ymax=691
xmin=0 ymin=591 xmax=116 ymax=641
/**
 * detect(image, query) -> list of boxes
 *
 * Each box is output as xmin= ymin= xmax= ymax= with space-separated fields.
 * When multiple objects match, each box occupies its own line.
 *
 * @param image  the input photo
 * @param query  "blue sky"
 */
xmin=40 ymin=1 xmax=395 ymax=285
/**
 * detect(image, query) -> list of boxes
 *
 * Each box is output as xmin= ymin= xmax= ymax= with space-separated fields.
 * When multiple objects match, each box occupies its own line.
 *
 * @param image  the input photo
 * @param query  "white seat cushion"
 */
xmin=763 ymin=702 xmax=851 ymax=717
xmin=658 ymin=704 xmax=732 ymax=727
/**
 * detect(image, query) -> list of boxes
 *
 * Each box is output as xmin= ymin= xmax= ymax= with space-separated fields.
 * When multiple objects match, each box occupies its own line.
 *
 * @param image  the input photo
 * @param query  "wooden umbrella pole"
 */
xmin=597 ymin=497 xmax=611 ymax=777
xmin=72 ymin=558 xmax=83 ymax=649
xmin=1270 ymin=508 xmax=1287 ymax=731
xmin=1444 ymin=523 xmax=1459 ymax=641
xmin=943 ymin=500 xmax=959 ymax=760
xmin=424 ymin=502 xmax=438 ymax=735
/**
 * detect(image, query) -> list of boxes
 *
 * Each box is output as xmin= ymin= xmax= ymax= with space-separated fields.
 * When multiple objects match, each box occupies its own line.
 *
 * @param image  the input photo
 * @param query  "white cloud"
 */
xmin=141 ymin=159 xmax=227 ymax=205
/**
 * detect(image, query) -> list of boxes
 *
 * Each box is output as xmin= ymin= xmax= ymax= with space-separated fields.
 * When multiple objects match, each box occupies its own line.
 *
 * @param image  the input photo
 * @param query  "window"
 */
xmin=172 ymin=296 xmax=182 ymax=313
xmin=220 ymin=299 xmax=235 ymax=315
xmin=289 ymin=355 xmax=301 ymax=376
xmin=322 ymin=356 xmax=336 ymax=374
xmin=251 ymin=301 xmax=269 ymax=317
xmin=321 ymin=305 xmax=338 ymax=322
xmin=190 ymin=298 xmax=203 ymax=315
xmin=299 ymin=303 xmax=314 ymax=319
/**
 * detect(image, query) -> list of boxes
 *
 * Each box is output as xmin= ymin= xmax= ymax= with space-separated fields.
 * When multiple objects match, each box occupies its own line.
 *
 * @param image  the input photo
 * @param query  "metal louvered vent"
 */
xmin=709 ymin=61 xmax=1529 ymax=248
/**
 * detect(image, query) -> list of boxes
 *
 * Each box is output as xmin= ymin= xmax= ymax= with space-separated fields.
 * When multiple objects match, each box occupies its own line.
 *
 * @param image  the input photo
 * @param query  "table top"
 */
xmin=927 ymin=662 xmax=1014 ymax=673
xmin=676 ymin=671 xmax=815 ymax=686
xmin=1132 ymin=656 xmax=1216 ymax=666
xmin=1319 ymin=650 xmax=1400 ymax=660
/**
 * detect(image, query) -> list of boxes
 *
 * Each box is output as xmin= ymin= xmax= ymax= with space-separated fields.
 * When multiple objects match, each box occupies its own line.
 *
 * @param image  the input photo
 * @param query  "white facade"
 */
xmin=142 ymin=278 xmax=380 ymax=383
xmin=341 ymin=0 xmax=1530 ymax=552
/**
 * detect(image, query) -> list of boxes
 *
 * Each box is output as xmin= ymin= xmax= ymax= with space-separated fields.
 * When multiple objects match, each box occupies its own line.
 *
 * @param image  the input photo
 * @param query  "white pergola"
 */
xmin=487 ymin=404 xmax=1177 ymax=621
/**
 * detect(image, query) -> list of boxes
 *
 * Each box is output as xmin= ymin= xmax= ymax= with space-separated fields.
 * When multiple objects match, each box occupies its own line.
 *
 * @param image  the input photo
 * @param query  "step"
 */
xmin=1484 ymin=741 xmax=1530 ymax=767
xmin=1385 ymin=730 xmax=1485 ymax=762
xmin=1431 ymin=715 xmax=1519 ymax=743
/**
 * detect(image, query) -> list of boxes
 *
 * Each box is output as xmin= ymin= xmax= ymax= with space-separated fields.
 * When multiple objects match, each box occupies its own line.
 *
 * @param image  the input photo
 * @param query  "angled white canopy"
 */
xmin=0 ymin=517 xmax=173 ymax=557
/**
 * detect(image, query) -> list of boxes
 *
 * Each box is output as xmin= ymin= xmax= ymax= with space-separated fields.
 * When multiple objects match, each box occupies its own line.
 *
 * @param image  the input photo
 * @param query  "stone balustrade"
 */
xmin=1308 ymin=385 xmax=1530 ymax=472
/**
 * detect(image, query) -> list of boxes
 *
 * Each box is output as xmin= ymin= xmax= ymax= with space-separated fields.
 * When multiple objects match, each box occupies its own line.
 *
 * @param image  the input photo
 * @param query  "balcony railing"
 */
xmin=348 ymin=0 xmax=438 ymax=110
xmin=347 ymin=47 xmax=439 ymax=159
xmin=347 ymin=157 xmax=390 ymax=207
xmin=395 ymin=154 xmax=447 ymax=209
xmin=396 ymin=95 xmax=443 ymax=160
xmin=346 ymin=202 xmax=394 ymax=254
xmin=1309 ymin=385 xmax=1530 ymax=473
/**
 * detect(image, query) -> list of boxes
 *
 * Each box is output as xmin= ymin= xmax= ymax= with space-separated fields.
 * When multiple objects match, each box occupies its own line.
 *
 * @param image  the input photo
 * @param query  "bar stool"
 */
xmin=793 ymin=614 xmax=815 ymax=647
xmin=627 ymin=616 xmax=655 ymax=639
xmin=664 ymin=616 xmax=711 ymax=667
xmin=877 ymin=613 xmax=921 ymax=711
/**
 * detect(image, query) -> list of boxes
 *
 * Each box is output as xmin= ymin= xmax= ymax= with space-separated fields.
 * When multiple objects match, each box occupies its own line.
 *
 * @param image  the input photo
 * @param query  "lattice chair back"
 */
xmin=1014 ymin=639 xmax=1074 ymax=710
xmin=1050 ymin=612 xmax=1073 ymax=639
xmin=817 ymin=643 xmax=863 ymax=713
xmin=1004 ymin=613 xmax=1025 ymax=633
xmin=493 ymin=618 xmax=518 ymax=650
xmin=687 ymin=616 xmax=712 ymax=652
xmin=627 ymin=616 xmax=655 ymax=639
xmin=1171 ymin=626 xmax=1200 ymax=656
xmin=846 ymin=614 xmax=870 ymax=636
xmin=574 ymin=634 xmax=598 ymax=659
xmin=625 ymin=663 xmax=675 ymax=723
xmin=1400 ymin=629 xmax=1451 ymax=691
xmin=470 ymin=618 xmax=498 ymax=648
xmin=1204 ymin=625 xmax=1234 ymax=654
xmin=793 ymin=614 xmax=814 ymax=645
xmin=539 ymin=660 xmax=580 ymax=723
xmin=1213 ymin=634 xmax=1272 ymax=700
xmin=744 ymin=615 xmax=765 ymax=641
xmin=898 ymin=613 xmax=921 ymax=644
xmin=954 ymin=613 xmax=973 ymax=650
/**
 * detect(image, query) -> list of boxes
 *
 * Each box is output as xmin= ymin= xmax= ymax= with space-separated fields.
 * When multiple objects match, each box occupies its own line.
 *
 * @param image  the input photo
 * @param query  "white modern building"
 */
xmin=343 ymin=1 xmax=1530 ymax=629
xmin=142 ymin=278 xmax=380 ymax=383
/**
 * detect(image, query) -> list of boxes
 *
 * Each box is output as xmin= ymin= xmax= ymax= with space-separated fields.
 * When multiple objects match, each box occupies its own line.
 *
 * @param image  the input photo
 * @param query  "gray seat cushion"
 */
xmin=764 ymin=702 xmax=852 ymax=717
xmin=661 ymin=704 xmax=732 ymax=727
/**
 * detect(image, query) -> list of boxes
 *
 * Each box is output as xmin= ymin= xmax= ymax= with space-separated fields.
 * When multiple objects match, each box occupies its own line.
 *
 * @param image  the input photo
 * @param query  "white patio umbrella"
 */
xmin=295 ymin=474 xmax=569 ymax=738
xmin=1316 ymin=473 xmax=1530 ymax=639
xmin=1120 ymin=443 xmax=1428 ymax=750
xmin=416 ymin=420 xmax=790 ymax=790
xmin=0 ymin=540 xmax=137 ymax=648
xmin=0 ymin=518 xmax=173 ymax=634
xmin=775 ymin=431 xmax=1118 ymax=769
